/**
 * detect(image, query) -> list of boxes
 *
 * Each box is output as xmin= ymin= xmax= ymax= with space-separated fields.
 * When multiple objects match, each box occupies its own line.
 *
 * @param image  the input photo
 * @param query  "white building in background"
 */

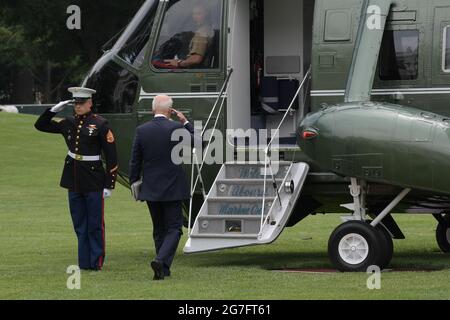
xmin=0 ymin=106 xmax=19 ymax=113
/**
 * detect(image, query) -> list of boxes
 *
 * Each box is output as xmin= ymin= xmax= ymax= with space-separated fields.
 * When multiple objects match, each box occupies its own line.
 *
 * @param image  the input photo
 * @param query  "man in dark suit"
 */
xmin=129 ymin=95 xmax=194 ymax=280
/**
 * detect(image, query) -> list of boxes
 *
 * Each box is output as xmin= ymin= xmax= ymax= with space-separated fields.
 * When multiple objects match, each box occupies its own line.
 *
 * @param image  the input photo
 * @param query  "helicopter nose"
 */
xmin=298 ymin=114 xmax=318 ymax=141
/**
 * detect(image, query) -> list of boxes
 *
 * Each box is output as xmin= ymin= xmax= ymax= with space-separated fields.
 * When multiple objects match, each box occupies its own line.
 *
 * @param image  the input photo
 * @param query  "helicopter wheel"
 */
xmin=436 ymin=222 xmax=450 ymax=253
xmin=328 ymin=221 xmax=383 ymax=272
xmin=374 ymin=224 xmax=394 ymax=270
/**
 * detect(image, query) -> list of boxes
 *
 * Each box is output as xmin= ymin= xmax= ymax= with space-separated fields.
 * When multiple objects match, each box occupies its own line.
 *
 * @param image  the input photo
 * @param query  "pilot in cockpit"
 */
xmin=152 ymin=1 xmax=214 ymax=69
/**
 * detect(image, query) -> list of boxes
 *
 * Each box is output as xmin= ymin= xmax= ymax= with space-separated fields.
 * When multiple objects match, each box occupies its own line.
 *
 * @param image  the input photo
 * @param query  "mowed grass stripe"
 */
xmin=0 ymin=112 xmax=449 ymax=299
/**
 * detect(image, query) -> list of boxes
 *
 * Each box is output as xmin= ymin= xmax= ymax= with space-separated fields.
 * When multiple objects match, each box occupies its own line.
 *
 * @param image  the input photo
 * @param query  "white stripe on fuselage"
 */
xmin=311 ymin=87 xmax=450 ymax=97
xmin=139 ymin=88 xmax=227 ymax=100
xmin=139 ymin=87 xmax=450 ymax=100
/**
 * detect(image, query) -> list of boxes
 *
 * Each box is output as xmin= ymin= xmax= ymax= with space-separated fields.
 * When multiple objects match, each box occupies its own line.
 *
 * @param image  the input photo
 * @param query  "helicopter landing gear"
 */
xmin=329 ymin=178 xmax=410 ymax=272
xmin=328 ymin=220 xmax=383 ymax=272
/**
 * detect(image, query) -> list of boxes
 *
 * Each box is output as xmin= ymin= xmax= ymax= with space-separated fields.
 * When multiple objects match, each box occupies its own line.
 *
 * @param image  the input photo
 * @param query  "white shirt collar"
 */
xmin=153 ymin=113 xmax=189 ymax=126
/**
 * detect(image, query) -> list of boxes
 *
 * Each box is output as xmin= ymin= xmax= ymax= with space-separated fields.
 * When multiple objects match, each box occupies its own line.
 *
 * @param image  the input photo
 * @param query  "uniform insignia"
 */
xmin=107 ymin=130 xmax=115 ymax=143
xmin=88 ymin=124 xmax=97 ymax=135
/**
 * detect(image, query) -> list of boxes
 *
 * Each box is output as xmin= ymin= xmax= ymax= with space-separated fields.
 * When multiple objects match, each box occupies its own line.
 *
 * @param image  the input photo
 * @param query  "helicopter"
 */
xmin=82 ymin=0 xmax=450 ymax=271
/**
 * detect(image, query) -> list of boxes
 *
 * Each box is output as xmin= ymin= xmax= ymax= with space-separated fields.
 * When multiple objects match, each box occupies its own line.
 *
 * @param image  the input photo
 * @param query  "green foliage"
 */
xmin=0 ymin=0 xmax=145 ymax=103
xmin=0 ymin=24 xmax=25 ymax=67
xmin=0 ymin=113 xmax=449 ymax=300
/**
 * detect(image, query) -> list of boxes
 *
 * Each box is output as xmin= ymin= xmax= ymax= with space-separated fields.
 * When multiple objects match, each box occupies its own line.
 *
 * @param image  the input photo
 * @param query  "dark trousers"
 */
xmin=146 ymin=201 xmax=183 ymax=276
xmin=68 ymin=192 xmax=105 ymax=270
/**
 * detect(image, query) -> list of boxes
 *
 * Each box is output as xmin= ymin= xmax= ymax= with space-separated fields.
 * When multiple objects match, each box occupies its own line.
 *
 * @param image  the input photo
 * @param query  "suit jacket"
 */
xmin=129 ymin=117 xmax=194 ymax=202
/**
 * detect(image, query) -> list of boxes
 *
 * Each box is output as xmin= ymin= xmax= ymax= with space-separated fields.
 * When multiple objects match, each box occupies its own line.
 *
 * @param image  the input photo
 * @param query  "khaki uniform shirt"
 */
xmin=188 ymin=25 xmax=213 ymax=58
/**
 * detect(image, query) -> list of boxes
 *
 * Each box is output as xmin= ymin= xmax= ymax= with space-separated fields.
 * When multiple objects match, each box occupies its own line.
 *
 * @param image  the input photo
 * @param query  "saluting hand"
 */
xmin=50 ymin=100 xmax=73 ymax=113
xmin=172 ymin=109 xmax=188 ymax=125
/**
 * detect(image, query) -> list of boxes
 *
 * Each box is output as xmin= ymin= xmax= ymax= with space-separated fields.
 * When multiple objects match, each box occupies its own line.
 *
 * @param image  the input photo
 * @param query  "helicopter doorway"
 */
xmin=227 ymin=0 xmax=314 ymax=147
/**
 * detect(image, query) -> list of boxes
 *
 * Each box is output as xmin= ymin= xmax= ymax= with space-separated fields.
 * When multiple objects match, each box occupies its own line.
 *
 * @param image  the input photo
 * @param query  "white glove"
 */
xmin=50 ymin=100 xmax=73 ymax=113
xmin=103 ymin=189 xmax=112 ymax=199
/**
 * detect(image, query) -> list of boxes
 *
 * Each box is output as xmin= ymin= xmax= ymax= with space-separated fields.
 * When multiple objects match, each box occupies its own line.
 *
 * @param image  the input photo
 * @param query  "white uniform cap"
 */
xmin=68 ymin=87 xmax=97 ymax=100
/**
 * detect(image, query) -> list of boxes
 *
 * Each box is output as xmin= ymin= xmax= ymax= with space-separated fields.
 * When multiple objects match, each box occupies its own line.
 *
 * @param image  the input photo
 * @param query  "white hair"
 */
xmin=152 ymin=95 xmax=173 ymax=112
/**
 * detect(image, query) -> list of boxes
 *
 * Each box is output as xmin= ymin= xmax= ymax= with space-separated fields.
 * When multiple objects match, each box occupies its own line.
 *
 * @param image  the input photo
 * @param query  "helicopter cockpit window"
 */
xmin=151 ymin=0 xmax=222 ymax=70
xmin=118 ymin=0 xmax=157 ymax=68
xmin=443 ymin=26 xmax=450 ymax=72
xmin=379 ymin=30 xmax=419 ymax=81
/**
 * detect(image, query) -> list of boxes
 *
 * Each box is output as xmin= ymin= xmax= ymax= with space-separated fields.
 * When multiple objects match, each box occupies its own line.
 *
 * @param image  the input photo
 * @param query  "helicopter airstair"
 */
xmin=184 ymin=68 xmax=311 ymax=253
xmin=184 ymin=161 xmax=309 ymax=253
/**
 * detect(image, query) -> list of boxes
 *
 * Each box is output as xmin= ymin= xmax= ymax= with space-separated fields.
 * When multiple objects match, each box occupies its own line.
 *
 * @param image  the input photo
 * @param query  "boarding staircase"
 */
xmin=183 ymin=67 xmax=311 ymax=253
xmin=184 ymin=161 xmax=309 ymax=253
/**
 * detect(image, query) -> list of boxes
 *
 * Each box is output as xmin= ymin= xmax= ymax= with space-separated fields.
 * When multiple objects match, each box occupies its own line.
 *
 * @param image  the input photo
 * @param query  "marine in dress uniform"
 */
xmin=34 ymin=87 xmax=118 ymax=271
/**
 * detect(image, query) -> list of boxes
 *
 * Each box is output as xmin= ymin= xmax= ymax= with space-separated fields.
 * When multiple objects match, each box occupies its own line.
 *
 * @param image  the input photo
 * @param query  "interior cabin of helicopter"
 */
xmin=227 ymin=0 xmax=315 ymax=147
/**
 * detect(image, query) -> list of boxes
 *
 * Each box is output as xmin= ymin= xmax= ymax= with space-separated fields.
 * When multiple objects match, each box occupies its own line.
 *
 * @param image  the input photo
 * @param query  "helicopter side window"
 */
xmin=151 ymin=0 xmax=222 ymax=70
xmin=379 ymin=30 xmax=419 ymax=81
xmin=84 ymin=61 xmax=139 ymax=114
xmin=443 ymin=26 xmax=450 ymax=72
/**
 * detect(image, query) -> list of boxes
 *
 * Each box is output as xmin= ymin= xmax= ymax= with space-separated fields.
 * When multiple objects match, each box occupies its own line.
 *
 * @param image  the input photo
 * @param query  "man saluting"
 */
xmin=34 ymin=87 xmax=118 ymax=271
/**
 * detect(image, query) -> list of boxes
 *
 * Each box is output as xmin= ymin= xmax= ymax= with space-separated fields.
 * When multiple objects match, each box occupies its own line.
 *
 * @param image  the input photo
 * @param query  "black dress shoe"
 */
xmin=150 ymin=260 xmax=164 ymax=280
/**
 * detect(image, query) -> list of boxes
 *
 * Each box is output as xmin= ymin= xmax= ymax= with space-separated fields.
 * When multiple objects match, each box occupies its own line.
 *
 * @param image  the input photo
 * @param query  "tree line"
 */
xmin=0 ymin=0 xmax=144 ymax=104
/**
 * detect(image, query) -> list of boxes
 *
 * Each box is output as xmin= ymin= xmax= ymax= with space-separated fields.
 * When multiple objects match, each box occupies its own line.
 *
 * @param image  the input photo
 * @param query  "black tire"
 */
xmin=436 ymin=222 xmax=450 ymax=253
xmin=375 ymin=225 xmax=394 ymax=269
xmin=328 ymin=221 xmax=383 ymax=272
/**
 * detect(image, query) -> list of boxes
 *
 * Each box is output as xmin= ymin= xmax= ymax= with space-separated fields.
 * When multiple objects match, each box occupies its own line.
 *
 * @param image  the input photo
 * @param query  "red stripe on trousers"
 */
xmin=98 ymin=195 xmax=105 ymax=269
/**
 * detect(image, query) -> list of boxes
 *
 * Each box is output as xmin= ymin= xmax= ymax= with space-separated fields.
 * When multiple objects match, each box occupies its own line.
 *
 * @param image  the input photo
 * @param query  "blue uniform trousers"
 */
xmin=146 ymin=201 xmax=183 ymax=276
xmin=68 ymin=192 xmax=105 ymax=270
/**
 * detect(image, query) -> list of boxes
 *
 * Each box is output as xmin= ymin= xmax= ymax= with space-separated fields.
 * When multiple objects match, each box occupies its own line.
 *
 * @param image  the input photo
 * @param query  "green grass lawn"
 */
xmin=0 ymin=112 xmax=449 ymax=300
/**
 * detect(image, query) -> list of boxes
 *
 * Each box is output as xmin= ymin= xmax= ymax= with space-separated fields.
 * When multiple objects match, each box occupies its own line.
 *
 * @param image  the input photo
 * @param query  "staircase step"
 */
xmin=196 ymin=215 xmax=262 ymax=235
xmin=189 ymin=233 xmax=259 ymax=239
xmin=198 ymin=214 xmax=262 ymax=220
xmin=224 ymin=162 xmax=291 ymax=179
xmin=215 ymin=179 xmax=283 ymax=197
xmin=207 ymin=197 xmax=276 ymax=216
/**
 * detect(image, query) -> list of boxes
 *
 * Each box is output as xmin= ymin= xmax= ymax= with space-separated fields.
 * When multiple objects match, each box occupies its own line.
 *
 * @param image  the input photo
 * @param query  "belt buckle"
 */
xmin=75 ymin=154 xmax=83 ymax=161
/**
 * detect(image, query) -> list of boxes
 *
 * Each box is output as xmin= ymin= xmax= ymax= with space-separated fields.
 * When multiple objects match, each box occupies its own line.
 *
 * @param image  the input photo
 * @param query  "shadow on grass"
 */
xmin=179 ymin=249 xmax=450 ymax=271
xmin=109 ymin=242 xmax=450 ymax=272
xmin=390 ymin=250 xmax=450 ymax=270
xmin=181 ymin=250 xmax=332 ymax=269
